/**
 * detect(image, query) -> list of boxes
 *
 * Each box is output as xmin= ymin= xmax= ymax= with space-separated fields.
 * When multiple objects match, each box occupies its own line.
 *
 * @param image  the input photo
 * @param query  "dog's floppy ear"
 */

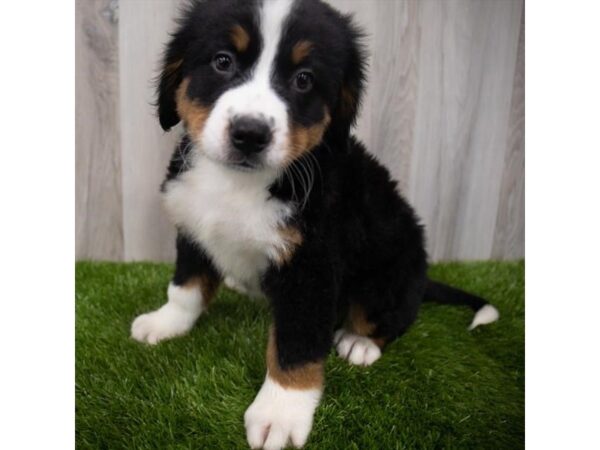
xmin=156 ymin=25 xmax=191 ymax=131
xmin=330 ymin=18 xmax=367 ymax=140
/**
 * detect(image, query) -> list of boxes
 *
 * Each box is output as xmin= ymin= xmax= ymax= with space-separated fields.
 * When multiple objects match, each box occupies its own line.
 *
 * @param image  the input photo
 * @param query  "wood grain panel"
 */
xmin=492 ymin=5 xmax=525 ymax=259
xmin=406 ymin=0 xmax=445 ymax=259
xmin=118 ymin=0 xmax=184 ymax=261
xmin=451 ymin=0 xmax=523 ymax=260
xmin=369 ymin=0 xmax=420 ymax=193
xmin=75 ymin=0 xmax=123 ymax=260
xmin=409 ymin=0 xmax=523 ymax=260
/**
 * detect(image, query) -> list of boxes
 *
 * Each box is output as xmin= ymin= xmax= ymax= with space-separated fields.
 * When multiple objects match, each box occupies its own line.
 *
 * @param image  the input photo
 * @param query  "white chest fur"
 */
xmin=162 ymin=155 xmax=292 ymax=294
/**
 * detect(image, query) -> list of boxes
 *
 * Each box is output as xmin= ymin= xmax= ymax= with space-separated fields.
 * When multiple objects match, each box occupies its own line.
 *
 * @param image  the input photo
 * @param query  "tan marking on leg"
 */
xmin=347 ymin=303 xmax=386 ymax=348
xmin=230 ymin=24 xmax=250 ymax=53
xmin=199 ymin=273 xmax=220 ymax=306
xmin=287 ymin=110 xmax=331 ymax=163
xmin=272 ymin=226 xmax=303 ymax=266
xmin=372 ymin=337 xmax=387 ymax=348
xmin=182 ymin=274 xmax=220 ymax=308
xmin=291 ymin=40 xmax=313 ymax=65
xmin=267 ymin=327 xmax=324 ymax=390
xmin=348 ymin=303 xmax=376 ymax=336
xmin=176 ymin=77 xmax=210 ymax=139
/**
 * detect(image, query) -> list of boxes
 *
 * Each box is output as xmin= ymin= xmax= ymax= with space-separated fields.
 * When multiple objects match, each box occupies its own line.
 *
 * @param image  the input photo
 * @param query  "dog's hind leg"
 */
xmin=334 ymin=271 xmax=425 ymax=366
xmin=334 ymin=303 xmax=384 ymax=367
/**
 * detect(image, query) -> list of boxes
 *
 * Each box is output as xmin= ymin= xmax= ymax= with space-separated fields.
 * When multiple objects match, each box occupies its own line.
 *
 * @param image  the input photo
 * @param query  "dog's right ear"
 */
xmin=156 ymin=28 xmax=189 ymax=131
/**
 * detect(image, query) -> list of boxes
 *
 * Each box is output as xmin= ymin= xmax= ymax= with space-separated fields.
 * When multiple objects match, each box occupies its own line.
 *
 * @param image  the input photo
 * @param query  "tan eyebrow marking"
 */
xmin=230 ymin=24 xmax=250 ymax=53
xmin=291 ymin=40 xmax=313 ymax=65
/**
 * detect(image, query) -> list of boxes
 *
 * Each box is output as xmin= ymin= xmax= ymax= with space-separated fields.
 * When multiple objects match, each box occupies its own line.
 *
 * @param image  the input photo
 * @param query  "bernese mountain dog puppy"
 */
xmin=130 ymin=0 xmax=500 ymax=448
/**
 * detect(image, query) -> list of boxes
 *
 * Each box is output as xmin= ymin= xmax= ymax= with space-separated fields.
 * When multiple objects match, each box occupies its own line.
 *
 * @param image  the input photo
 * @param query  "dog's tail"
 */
xmin=424 ymin=279 xmax=499 ymax=330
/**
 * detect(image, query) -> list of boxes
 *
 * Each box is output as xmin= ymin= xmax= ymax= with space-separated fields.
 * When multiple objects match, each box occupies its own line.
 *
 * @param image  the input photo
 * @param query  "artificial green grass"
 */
xmin=76 ymin=261 xmax=524 ymax=449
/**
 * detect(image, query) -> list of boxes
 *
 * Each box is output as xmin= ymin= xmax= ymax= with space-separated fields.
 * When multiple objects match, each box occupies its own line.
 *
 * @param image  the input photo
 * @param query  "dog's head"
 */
xmin=157 ymin=0 xmax=365 ymax=172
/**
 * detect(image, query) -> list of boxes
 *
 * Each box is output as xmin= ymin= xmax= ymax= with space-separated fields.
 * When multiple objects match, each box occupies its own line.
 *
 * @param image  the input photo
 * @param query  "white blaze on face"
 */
xmin=201 ymin=0 xmax=296 ymax=169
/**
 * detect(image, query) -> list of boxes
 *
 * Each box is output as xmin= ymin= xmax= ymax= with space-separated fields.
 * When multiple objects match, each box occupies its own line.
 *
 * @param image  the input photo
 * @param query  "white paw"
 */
xmin=244 ymin=376 xmax=321 ymax=449
xmin=131 ymin=283 xmax=203 ymax=344
xmin=334 ymin=329 xmax=381 ymax=366
xmin=131 ymin=303 xmax=198 ymax=344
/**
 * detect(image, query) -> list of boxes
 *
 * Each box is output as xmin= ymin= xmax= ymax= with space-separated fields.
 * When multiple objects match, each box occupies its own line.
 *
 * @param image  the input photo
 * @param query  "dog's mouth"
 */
xmin=226 ymin=158 xmax=263 ymax=172
xmin=199 ymin=146 xmax=267 ymax=173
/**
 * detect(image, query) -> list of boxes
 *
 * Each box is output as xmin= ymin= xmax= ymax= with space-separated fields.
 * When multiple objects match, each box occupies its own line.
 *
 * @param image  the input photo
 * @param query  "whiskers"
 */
xmin=282 ymin=150 xmax=322 ymax=210
xmin=176 ymin=138 xmax=194 ymax=175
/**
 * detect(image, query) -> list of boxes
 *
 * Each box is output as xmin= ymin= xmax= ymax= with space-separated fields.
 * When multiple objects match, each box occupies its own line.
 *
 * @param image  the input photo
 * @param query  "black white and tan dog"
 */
xmin=130 ymin=1 xmax=499 ymax=448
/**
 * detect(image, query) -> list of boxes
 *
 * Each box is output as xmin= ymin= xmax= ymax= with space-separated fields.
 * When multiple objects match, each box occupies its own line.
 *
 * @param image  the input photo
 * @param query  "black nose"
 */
xmin=229 ymin=117 xmax=272 ymax=154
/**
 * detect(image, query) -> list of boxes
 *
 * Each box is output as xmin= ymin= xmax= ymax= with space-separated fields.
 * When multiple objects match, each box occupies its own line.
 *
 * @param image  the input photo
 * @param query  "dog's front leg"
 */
xmin=131 ymin=232 xmax=220 ymax=344
xmin=245 ymin=254 xmax=335 ymax=449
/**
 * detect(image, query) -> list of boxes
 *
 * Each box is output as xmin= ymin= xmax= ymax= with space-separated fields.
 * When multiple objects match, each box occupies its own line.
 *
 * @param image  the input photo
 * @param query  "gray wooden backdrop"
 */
xmin=76 ymin=0 xmax=524 ymax=262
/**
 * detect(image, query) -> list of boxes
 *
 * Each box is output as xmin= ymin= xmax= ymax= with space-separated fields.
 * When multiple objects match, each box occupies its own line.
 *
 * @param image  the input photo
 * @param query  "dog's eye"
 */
xmin=213 ymin=52 xmax=234 ymax=73
xmin=293 ymin=71 xmax=314 ymax=93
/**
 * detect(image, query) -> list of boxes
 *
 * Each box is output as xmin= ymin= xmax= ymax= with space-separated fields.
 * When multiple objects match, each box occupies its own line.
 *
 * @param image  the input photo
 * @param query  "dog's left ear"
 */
xmin=330 ymin=19 xmax=367 ymax=140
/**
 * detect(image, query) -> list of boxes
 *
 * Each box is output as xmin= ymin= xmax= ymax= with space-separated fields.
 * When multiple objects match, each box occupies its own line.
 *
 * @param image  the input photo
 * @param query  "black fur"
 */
xmin=156 ymin=0 xmax=494 ymax=373
xmin=172 ymin=231 xmax=220 ymax=287
xmin=424 ymin=280 xmax=487 ymax=311
xmin=264 ymin=137 xmax=428 ymax=367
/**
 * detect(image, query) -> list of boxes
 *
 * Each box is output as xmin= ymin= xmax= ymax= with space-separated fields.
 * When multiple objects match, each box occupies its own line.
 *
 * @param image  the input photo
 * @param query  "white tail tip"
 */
xmin=468 ymin=304 xmax=499 ymax=330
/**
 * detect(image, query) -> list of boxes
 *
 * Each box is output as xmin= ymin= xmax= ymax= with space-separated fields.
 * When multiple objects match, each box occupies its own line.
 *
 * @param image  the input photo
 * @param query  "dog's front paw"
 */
xmin=131 ymin=303 xmax=198 ymax=344
xmin=244 ymin=376 xmax=321 ymax=449
xmin=334 ymin=329 xmax=382 ymax=366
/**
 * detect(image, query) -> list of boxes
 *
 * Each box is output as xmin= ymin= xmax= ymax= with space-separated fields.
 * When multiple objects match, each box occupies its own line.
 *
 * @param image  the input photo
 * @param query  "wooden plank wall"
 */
xmin=76 ymin=0 xmax=525 ymax=262
xmin=118 ymin=0 xmax=181 ymax=261
xmin=75 ymin=0 xmax=123 ymax=260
